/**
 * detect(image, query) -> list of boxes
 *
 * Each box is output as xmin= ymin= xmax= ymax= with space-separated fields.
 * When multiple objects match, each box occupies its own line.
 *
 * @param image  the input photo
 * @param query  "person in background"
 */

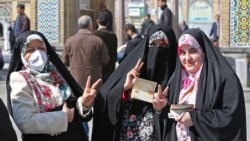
xmin=4 ymin=19 xmax=11 ymax=51
xmin=153 ymin=28 xmax=246 ymax=141
xmin=0 ymin=47 xmax=3 ymax=69
xmin=179 ymin=20 xmax=189 ymax=34
xmin=62 ymin=16 xmax=109 ymax=140
xmin=245 ymin=51 xmax=250 ymax=67
xmin=14 ymin=4 xmax=30 ymax=38
xmin=140 ymin=13 xmax=155 ymax=38
xmin=120 ymin=23 xmax=142 ymax=63
xmin=100 ymin=2 xmax=113 ymax=31
xmin=92 ymin=24 xmax=178 ymax=141
xmin=61 ymin=15 xmax=109 ymax=90
xmin=0 ymin=22 xmax=3 ymax=38
xmin=158 ymin=0 xmax=173 ymax=27
xmin=8 ymin=20 xmax=16 ymax=53
xmin=94 ymin=12 xmax=118 ymax=83
xmin=6 ymin=31 xmax=101 ymax=141
xmin=209 ymin=14 xmax=220 ymax=47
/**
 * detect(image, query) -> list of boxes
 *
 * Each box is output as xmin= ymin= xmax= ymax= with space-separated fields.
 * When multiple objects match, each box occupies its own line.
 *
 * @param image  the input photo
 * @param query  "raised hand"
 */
xmin=81 ymin=76 xmax=102 ymax=107
xmin=153 ymin=85 xmax=168 ymax=112
xmin=124 ymin=58 xmax=144 ymax=91
xmin=62 ymin=102 xmax=75 ymax=122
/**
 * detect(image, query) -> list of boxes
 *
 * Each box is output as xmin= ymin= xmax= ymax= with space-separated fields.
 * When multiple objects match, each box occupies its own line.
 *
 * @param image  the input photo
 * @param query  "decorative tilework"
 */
xmin=37 ymin=0 xmax=59 ymax=42
xmin=230 ymin=0 xmax=250 ymax=47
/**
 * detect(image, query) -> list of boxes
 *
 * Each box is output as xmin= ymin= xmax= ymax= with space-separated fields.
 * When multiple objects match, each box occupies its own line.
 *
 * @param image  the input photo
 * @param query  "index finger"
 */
xmin=85 ymin=76 xmax=91 ymax=89
xmin=162 ymin=87 xmax=169 ymax=97
xmin=157 ymin=84 xmax=162 ymax=95
xmin=134 ymin=58 xmax=142 ymax=69
xmin=91 ymin=79 xmax=102 ymax=89
xmin=134 ymin=58 xmax=144 ymax=71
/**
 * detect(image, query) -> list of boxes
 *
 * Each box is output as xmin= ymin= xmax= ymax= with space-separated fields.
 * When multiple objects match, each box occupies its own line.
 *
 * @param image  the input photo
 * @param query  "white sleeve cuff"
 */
xmin=76 ymin=97 xmax=91 ymax=118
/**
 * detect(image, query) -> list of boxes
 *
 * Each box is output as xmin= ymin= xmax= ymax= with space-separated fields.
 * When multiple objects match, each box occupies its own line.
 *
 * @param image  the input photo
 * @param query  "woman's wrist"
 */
xmin=82 ymin=105 xmax=91 ymax=114
xmin=123 ymin=85 xmax=131 ymax=92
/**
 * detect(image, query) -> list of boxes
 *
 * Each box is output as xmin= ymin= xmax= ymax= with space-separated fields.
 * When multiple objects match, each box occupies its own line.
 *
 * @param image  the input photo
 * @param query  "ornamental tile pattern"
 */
xmin=37 ymin=0 xmax=59 ymax=42
xmin=230 ymin=0 xmax=250 ymax=47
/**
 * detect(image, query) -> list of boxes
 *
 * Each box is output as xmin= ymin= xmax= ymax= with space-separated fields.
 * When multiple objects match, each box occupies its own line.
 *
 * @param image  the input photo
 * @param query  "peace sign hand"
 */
xmin=153 ymin=85 xmax=168 ymax=112
xmin=81 ymin=76 xmax=102 ymax=107
xmin=124 ymin=58 xmax=144 ymax=91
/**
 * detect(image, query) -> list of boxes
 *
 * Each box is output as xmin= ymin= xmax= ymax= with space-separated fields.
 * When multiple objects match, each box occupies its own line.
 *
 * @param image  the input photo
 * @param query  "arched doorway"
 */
xmin=0 ymin=4 xmax=11 ymax=50
xmin=0 ymin=4 xmax=11 ymax=24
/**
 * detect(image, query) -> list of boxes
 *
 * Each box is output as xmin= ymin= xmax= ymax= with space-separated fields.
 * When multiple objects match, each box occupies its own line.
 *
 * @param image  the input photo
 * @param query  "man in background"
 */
xmin=158 ymin=0 xmax=172 ymax=27
xmin=120 ymin=23 xmax=142 ymax=62
xmin=140 ymin=13 xmax=155 ymax=38
xmin=100 ymin=2 xmax=113 ymax=31
xmin=94 ymin=12 xmax=117 ymax=83
xmin=210 ymin=14 xmax=220 ymax=47
xmin=61 ymin=15 xmax=109 ymax=89
xmin=0 ymin=22 xmax=3 ymax=38
xmin=14 ymin=4 xmax=30 ymax=38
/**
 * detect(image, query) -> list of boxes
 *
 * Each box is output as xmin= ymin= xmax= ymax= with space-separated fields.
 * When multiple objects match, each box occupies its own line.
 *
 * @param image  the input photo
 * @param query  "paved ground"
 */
xmin=0 ymin=50 xmax=249 ymax=140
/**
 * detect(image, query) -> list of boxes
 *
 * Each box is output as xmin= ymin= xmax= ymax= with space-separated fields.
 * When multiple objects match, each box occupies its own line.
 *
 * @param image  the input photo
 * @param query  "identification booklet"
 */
xmin=131 ymin=78 xmax=157 ymax=103
xmin=168 ymin=104 xmax=194 ymax=119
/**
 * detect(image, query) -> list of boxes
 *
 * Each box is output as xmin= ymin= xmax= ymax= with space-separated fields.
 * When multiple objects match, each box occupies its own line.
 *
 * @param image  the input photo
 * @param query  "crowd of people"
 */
xmin=0 ymin=1 xmax=247 ymax=141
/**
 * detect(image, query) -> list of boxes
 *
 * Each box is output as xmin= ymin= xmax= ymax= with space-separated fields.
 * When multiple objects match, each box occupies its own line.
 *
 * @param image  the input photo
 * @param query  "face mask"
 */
xmin=28 ymin=50 xmax=48 ymax=72
xmin=147 ymin=47 xmax=170 ymax=83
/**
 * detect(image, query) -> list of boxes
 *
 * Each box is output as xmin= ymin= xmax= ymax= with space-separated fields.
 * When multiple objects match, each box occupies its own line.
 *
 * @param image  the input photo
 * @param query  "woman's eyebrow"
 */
xmin=189 ymin=47 xmax=198 ymax=51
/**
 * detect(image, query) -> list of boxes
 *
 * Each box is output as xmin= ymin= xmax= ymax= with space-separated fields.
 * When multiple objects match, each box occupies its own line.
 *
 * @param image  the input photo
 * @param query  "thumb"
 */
xmin=63 ymin=102 xmax=67 ymax=108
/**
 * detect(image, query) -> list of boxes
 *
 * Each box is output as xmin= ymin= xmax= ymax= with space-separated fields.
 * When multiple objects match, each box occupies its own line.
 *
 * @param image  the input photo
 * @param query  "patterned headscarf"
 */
xmin=178 ymin=34 xmax=204 ymax=56
xmin=149 ymin=30 xmax=169 ymax=47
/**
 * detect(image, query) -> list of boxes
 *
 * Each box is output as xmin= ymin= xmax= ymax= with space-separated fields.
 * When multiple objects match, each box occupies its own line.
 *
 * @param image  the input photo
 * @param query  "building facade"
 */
xmin=0 ymin=0 xmax=114 ymax=48
xmin=0 ymin=0 xmax=249 ymax=48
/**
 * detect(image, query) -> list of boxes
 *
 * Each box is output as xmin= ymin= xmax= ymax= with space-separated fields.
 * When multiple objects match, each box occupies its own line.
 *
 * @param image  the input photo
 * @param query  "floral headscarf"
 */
xmin=149 ymin=30 xmax=169 ymax=47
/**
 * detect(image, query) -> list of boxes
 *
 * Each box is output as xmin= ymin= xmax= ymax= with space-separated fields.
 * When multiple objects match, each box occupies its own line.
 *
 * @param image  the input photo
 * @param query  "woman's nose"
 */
xmin=185 ymin=53 xmax=192 ymax=60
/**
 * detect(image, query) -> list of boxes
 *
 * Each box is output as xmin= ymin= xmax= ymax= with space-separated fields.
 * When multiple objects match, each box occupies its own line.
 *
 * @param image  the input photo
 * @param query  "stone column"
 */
xmin=150 ymin=0 xmax=158 ymax=23
xmin=115 ymin=0 xmax=125 ymax=46
xmin=220 ymin=0 xmax=230 ymax=47
xmin=170 ymin=0 xmax=179 ymax=38
xmin=30 ymin=0 xmax=36 ymax=30
xmin=182 ymin=0 xmax=188 ymax=22
xmin=74 ymin=0 xmax=80 ymax=33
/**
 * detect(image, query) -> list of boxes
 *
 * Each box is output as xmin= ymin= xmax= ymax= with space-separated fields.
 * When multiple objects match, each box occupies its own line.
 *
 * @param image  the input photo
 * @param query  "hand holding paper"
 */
xmin=175 ymin=112 xmax=193 ymax=127
xmin=168 ymin=104 xmax=194 ymax=127
xmin=130 ymin=78 xmax=157 ymax=103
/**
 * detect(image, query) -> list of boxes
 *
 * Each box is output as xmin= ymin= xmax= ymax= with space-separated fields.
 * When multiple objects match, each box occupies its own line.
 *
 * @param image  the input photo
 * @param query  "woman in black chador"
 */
xmin=6 ymin=31 xmax=101 ymax=141
xmin=153 ymin=28 xmax=246 ymax=141
xmin=92 ymin=24 xmax=178 ymax=141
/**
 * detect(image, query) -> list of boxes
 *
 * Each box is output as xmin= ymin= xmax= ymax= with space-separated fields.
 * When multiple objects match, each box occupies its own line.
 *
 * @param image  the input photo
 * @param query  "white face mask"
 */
xmin=28 ymin=50 xmax=48 ymax=72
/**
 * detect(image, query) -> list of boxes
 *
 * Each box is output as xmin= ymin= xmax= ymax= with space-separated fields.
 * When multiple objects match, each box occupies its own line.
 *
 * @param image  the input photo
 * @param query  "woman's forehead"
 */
xmin=27 ymin=39 xmax=44 ymax=45
xmin=153 ymin=39 xmax=165 ymax=43
xmin=179 ymin=45 xmax=195 ymax=50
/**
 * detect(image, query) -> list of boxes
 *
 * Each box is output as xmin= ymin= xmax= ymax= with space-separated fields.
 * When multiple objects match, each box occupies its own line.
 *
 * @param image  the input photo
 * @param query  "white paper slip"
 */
xmin=131 ymin=78 xmax=157 ymax=103
xmin=168 ymin=112 xmax=179 ymax=119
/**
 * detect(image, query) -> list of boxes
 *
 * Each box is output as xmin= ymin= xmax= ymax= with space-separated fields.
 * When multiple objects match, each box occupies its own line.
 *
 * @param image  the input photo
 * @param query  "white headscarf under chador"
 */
xmin=21 ymin=34 xmax=47 ymax=71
